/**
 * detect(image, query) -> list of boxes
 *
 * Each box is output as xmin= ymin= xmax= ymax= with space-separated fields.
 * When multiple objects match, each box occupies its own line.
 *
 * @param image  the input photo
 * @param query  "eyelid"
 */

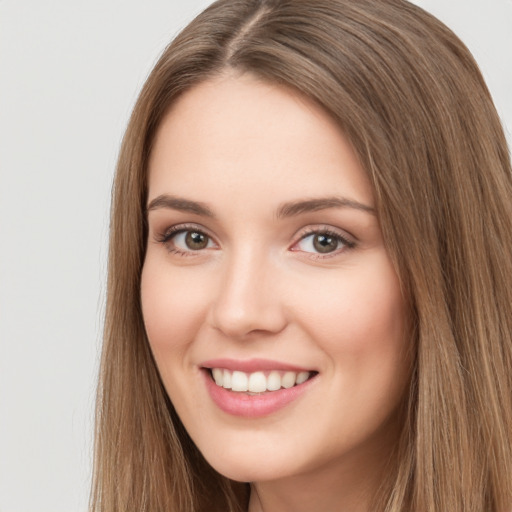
xmin=154 ymin=223 xmax=218 ymax=253
xmin=290 ymin=225 xmax=356 ymax=257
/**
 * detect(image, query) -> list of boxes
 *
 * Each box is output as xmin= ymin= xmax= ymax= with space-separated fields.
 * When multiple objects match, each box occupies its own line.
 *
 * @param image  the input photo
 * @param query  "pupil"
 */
xmin=313 ymin=234 xmax=337 ymax=253
xmin=185 ymin=231 xmax=208 ymax=250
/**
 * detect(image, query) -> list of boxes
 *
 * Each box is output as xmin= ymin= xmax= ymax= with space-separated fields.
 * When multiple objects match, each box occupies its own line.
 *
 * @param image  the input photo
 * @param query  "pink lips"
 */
xmin=201 ymin=358 xmax=317 ymax=418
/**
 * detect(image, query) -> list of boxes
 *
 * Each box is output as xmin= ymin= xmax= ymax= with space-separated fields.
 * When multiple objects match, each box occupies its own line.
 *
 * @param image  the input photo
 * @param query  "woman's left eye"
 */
xmin=294 ymin=231 xmax=354 ymax=255
xmin=171 ymin=230 xmax=214 ymax=251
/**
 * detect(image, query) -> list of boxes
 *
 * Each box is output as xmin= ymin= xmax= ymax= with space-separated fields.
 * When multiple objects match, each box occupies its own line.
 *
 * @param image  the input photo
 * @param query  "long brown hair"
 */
xmin=91 ymin=1 xmax=512 ymax=510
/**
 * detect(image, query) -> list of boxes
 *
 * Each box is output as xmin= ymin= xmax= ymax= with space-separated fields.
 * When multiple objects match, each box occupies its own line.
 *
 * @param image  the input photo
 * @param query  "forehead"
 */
xmin=147 ymin=74 xmax=373 ymax=210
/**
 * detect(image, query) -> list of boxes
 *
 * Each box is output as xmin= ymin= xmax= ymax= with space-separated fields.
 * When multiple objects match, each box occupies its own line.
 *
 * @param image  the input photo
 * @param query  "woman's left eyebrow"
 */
xmin=276 ymin=196 xmax=375 ymax=218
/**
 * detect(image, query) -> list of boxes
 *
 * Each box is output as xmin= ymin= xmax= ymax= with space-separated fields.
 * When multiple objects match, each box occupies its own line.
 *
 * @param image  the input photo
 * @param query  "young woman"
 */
xmin=91 ymin=1 xmax=512 ymax=511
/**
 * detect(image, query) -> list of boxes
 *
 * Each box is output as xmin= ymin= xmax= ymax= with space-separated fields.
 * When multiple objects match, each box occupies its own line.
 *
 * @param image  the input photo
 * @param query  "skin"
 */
xmin=141 ymin=73 xmax=412 ymax=512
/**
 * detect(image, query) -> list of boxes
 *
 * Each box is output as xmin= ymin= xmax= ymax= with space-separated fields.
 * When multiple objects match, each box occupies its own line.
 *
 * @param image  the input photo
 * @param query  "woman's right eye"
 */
xmin=158 ymin=227 xmax=215 ymax=254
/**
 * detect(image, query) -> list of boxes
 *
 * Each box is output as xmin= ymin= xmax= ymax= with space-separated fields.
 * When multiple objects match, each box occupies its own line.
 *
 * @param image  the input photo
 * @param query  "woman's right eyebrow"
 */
xmin=146 ymin=194 xmax=216 ymax=218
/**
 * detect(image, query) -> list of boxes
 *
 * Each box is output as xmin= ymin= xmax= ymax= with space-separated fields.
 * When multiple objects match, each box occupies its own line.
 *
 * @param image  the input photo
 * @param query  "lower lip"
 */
xmin=202 ymin=370 xmax=316 ymax=418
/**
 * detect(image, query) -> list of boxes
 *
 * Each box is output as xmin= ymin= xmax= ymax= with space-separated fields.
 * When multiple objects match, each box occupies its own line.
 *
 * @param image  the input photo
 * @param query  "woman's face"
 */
xmin=141 ymin=74 xmax=411 ymax=488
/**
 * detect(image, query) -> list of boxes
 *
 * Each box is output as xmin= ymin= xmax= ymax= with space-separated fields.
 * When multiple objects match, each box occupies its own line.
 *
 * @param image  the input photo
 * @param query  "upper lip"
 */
xmin=200 ymin=358 xmax=314 ymax=373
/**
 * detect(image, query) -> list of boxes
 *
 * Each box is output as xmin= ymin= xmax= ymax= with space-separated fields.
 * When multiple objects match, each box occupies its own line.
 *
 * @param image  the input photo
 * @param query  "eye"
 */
xmin=156 ymin=226 xmax=216 ymax=254
xmin=173 ymin=230 xmax=212 ymax=251
xmin=293 ymin=229 xmax=355 ymax=256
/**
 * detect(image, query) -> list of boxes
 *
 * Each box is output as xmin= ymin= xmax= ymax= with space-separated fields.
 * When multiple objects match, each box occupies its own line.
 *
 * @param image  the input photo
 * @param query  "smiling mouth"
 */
xmin=207 ymin=368 xmax=318 ymax=394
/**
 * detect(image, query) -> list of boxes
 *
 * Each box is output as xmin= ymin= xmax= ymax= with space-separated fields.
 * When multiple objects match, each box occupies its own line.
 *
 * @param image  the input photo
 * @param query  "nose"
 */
xmin=208 ymin=249 xmax=288 ymax=339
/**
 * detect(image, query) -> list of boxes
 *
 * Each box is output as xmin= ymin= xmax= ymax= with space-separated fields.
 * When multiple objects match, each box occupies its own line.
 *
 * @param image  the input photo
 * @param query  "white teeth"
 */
xmin=212 ymin=368 xmax=223 ymax=386
xmin=231 ymin=371 xmax=248 ymax=392
xmin=222 ymin=369 xmax=232 ymax=389
xmin=210 ymin=368 xmax=313 ymax=392
xmin=248 ymin=371 xmax=267 ymax=393
xmin=281 ymin=371 xmax=295 ymax=389
xmin=296 ymin=371 xmax=309 ymax=385
xmin=267 ymin=371 xmax=281 ymax=391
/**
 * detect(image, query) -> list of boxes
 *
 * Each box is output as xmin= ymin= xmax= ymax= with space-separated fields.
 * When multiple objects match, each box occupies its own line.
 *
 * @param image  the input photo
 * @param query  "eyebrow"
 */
xmin=276 ymin=196 xmax=375 ymax=218
xmin=147 ymin=194 xmax=215 ymax=217
xmin=146 ymin=194 xmax=375 ymax=218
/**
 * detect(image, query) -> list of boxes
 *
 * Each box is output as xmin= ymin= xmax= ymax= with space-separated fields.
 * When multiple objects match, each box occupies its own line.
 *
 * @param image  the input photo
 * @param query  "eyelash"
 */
xmin=293 ymin=227 xmax=356 ymax=259
xmin=155 ymin=224 xmax=213 ymax=257
xmin=154 ymin=224 xmax=356 ymax=259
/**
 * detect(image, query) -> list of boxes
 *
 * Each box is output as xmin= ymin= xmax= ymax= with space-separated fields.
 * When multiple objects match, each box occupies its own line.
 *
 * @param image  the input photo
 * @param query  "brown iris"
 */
xmin=313 ymin=233 xmax=338 ymax=253
xmin=185 ymin=231 xmax=209 ymax=250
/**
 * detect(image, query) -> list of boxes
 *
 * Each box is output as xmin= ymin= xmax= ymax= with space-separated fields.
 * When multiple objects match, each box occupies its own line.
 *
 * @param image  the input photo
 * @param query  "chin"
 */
xmin=197 ymin=438 xmax=299 ymax=483
xmin=209 ymin=458 xmax=289 ymax=484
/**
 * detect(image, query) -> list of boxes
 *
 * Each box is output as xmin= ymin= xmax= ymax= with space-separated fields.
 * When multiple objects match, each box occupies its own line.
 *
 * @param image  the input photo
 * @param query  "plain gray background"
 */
xmin=0 ymin=1 xmax=510 ymax=511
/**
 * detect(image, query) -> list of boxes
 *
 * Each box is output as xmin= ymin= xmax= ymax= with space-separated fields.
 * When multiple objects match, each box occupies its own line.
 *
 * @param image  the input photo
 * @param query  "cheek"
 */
xmin=298 ymin=263 xmax=411 ymax=445
xmin=293 ymin=255 xmax=409 ymax=386
xmin=338 ymin=278 xmax=405 ymax=354
xmin=301 ymin=265 xmax=404 ymax=337
xmin=140 ymin=258 xmax=210 ymax=358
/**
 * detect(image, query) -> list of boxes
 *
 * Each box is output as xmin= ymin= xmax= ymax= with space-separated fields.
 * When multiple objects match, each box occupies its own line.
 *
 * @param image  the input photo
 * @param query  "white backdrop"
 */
xmin=0 ymin=1 xmax=510 ymax=511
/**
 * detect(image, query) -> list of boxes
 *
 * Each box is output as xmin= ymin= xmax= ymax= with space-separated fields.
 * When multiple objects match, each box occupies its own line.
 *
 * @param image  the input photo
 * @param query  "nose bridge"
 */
xmin=209 ymin=244 xmax=286 ymax=338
